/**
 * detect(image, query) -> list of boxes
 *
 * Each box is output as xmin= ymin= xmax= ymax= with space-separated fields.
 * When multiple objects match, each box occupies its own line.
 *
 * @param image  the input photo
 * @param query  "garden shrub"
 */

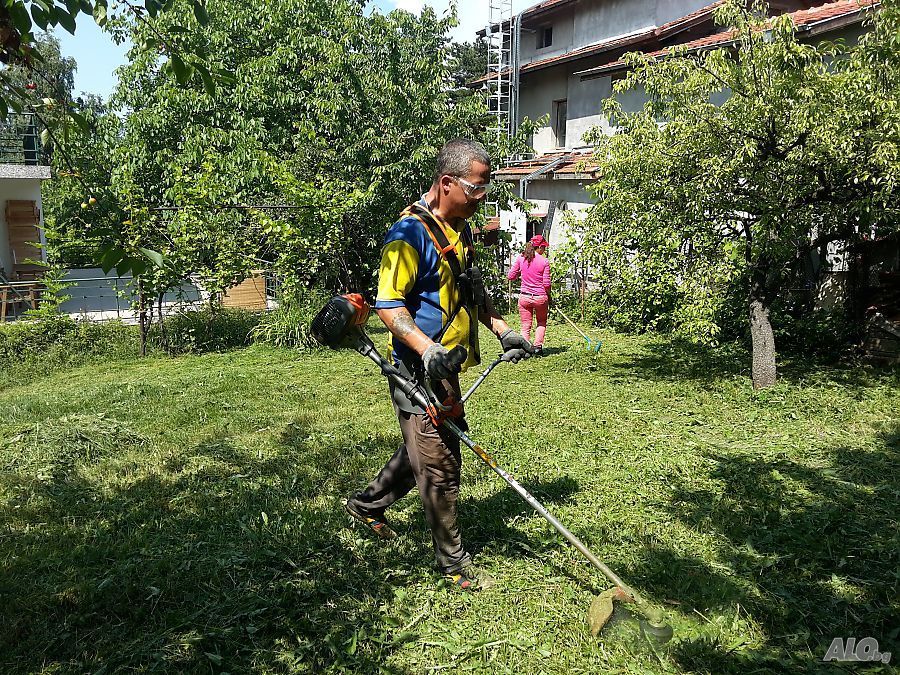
xmin=771 ymin=305 xmax=857 ymax=360
xmin=0 ymin=314 xmax=140 ymax=364
xmin=0 ymin=315 xmax=141 ymax=388
xmin=249 ymin=289 xmax=332 ymax=349
xmin=152 ymin=307 xmax=260 ymax=354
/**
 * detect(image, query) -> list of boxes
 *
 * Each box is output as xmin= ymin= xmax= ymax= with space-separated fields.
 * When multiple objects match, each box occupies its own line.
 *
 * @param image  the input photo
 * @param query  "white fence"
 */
xmin=56 ymin=268 xmax=209 ymax=324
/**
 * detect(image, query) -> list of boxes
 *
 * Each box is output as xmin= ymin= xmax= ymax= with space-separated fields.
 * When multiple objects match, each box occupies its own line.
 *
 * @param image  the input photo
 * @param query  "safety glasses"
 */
xmin=453 ymin=176 xmax=494 ymax=199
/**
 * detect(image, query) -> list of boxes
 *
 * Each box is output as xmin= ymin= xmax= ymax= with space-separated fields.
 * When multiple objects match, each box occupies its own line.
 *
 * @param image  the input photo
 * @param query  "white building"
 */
xmin=476 ymin=0 xmax=876 ymax=253
xmin=0 ymin=113 xmax=51 ymax=320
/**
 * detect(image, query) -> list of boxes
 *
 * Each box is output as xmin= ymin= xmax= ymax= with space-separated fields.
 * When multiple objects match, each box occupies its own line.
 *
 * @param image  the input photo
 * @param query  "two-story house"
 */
xmin=475 ymin=0 xmax=878 ymax=251
xmin=0 ymin=112 xmax=51 ymax=320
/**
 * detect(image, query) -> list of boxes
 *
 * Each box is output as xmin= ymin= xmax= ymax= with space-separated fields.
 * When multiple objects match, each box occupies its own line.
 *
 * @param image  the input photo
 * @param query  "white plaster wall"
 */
xmin=502 ymin=205 xmax=529 ymax=250
xmin=56 ymin=268 xmax=207 ymax=321
xmin=0 ymin=177 xmax=45 ymax=276
xmin=505 ymin=180 xmax=596 ymax=252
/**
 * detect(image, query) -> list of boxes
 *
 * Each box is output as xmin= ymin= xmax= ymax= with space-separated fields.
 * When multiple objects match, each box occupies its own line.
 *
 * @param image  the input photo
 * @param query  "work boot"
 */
xmin=344 ymin=500 xmax=398 ymax=540
xmin=444 ymin=564 xmax=495 ymax=592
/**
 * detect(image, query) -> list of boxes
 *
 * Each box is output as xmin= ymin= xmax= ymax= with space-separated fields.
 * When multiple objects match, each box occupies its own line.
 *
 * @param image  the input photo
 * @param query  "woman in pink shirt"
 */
xmin=507 ymin=234 xmax=551 ymax=355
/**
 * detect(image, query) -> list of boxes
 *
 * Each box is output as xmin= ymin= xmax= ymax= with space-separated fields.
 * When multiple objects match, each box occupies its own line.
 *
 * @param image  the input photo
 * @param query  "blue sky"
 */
xmin=53 ymin=20 xmax=130 ymax=101
xmin=52 ymin=1 xmax=533 ymax=100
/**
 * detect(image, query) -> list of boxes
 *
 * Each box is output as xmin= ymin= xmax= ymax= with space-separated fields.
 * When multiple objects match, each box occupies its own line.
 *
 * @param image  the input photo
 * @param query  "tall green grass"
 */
xmin=1 ymin=319 xmax=897 ymax=673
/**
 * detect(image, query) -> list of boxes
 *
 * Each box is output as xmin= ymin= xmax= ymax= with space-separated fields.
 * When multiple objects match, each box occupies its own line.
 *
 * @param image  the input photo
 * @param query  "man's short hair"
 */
xmin=433 ymin=139 xmax=490 ymax=183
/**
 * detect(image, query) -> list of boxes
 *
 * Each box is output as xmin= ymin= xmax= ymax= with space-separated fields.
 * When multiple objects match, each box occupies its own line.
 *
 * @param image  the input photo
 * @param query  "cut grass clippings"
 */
xmin=1 ymin=319 xmax=898 ymax=673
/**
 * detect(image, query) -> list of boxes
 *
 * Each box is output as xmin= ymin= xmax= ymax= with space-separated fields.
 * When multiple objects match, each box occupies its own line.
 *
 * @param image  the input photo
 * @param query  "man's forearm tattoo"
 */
xmin=391 ymin=312 xmax=418 ymax=338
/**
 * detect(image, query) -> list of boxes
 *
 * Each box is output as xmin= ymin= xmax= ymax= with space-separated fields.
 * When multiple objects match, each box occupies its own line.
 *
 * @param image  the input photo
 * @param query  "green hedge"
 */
xmin=0 ymin=296 xmax=332 ymax=389
xmin=0 ymin=315 xmax=141 ymax=388
xmin=150 ymin=307 xmax=261 ymax=354
xmin=0 ymin=315 xmax=140 ymax=364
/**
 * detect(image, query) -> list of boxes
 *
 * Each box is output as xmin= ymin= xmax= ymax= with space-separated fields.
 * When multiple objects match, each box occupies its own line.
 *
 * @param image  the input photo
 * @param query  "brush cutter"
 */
xmin=554 ymin=307 xmax=602 ymax=352
xmin=311 ymin=294 xmax=672 ymax=641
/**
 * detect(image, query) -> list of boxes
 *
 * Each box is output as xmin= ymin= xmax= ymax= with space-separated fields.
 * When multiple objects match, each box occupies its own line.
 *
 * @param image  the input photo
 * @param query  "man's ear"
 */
xmin=439 ymin=174 xmax=453 ymax=194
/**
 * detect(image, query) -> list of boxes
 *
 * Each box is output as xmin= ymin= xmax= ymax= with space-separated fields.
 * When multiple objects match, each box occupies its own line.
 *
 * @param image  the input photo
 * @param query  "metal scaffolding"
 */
xmin=485 ymin=0 xmax=517 ymax=144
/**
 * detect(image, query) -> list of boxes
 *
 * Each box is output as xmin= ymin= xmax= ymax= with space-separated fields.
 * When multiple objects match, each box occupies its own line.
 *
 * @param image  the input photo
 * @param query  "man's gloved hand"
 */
xmin=499 ymin=329 xmax=534 ymax=363
xmin=422 ymin=343 xmax=467 ymax=380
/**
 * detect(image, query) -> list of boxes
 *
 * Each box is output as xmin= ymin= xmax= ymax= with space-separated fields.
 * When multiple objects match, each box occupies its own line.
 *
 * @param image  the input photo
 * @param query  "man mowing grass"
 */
xmin=344 ymin=139 xmax=534 ymax=591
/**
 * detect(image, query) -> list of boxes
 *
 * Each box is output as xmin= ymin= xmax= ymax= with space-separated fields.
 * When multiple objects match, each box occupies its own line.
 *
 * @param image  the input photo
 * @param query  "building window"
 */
xmin=554 ymin=99 xmax=567 ymax=148
xmin=538 ymin=26 xmax=553 ymax=49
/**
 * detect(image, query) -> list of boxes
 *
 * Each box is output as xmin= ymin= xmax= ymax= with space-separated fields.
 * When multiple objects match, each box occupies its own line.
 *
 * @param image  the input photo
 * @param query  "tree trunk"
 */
xmin=138 ymin=281 xmax=148 ymax=357
xmin=157 ymin=292 xmax=170 ymax=352
xmin=749 ymin=296 xmax=777 ymax=389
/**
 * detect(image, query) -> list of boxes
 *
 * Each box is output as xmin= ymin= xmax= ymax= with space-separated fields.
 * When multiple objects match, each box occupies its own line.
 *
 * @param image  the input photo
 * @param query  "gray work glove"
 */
xmin=422 ymin=343 xmax=467 ymax=380
xmin=499 ymin=329 xmax=534 ymax=363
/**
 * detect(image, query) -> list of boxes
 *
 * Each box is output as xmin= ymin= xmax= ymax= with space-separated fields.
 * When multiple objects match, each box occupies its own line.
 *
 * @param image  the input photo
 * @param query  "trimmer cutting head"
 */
xmin=311 ymin=294 xmax=370 ymax=349
xmin=588 ymin=587 xmax=673 ymax=643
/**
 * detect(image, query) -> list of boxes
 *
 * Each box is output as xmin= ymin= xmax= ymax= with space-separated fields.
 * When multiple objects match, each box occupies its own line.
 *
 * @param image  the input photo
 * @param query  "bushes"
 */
xmin=0 ymin=315 xmax=141 ymax=387
xmin=0 ymin=295 xmax=328 ymax=383
xmin=249 ymin=289 xmax=331 ymax=349
xmin=151 ymin=307 xmax=260 ymax=354
xmin=771 ymin=306 xmax=857 ymax=360
xmin=0 ymin=315 xmax=140 ymax=365
xmin=0 ymin=307 xmax=263 ymax=388
xmin=569 ymin=281 xmax=857 ymax=361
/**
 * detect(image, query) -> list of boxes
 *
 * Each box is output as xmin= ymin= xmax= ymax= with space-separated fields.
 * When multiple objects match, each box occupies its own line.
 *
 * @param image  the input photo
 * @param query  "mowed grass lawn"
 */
xmin=1 ymin=319 xmax=898 ymax=674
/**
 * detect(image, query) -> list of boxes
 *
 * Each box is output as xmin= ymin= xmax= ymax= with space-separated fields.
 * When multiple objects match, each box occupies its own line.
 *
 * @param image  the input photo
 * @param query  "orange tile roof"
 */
xmin=472 ymin=0 xmax=873 ymax=87
xmin=495 ymin=151 xmax=598 ymax=180
xmin=578 ymin=0 xmax=877 ymax=78
xmin=655 ymin=1 xmax=725 ymax=38
xmin=471 ymin=28 xmax=658 ymax=85
xmin=473 ymin=217 xmax=501 ymax=235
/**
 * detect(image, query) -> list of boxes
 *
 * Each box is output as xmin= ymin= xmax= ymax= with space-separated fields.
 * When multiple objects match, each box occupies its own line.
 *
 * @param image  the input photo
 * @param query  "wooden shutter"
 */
xmin=222 ymin=271 xmax=268 ymax=310
xmin=5 ymin=200 xmax=42 ymax=274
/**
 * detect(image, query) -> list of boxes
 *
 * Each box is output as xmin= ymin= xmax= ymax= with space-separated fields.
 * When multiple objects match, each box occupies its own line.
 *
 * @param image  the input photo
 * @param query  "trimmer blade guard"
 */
xmin=311 ymin=294 xmax=370 ymax=349
xmin=588 ymin=586 xmax=630 ymax=636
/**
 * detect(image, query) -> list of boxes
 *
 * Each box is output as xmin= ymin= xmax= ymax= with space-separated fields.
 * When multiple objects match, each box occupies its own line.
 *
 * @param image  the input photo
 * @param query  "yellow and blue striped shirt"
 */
xmin=375 ymin=199 xmax=479 ymax=371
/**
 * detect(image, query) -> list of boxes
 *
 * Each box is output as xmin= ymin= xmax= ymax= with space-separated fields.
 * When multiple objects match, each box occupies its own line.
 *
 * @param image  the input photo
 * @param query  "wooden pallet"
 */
xmin=5 ymin=199 xmax=42 ymax=275
xmin=862 ymin=312 xmax=900 ymax=364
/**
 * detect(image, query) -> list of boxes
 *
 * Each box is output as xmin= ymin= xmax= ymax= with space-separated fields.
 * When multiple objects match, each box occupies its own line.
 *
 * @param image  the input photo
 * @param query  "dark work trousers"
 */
xmin=349 ymin=396 xmax=471 ymax=574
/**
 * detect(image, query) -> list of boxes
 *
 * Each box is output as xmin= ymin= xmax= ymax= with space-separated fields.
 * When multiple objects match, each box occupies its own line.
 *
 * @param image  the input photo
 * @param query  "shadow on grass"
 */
xmin=609 ymin=336 xmax=900 ymax=391
xmin=618 ymin=424 xmax=899 ymax=673
xmin=0 ymin=418 xmax=431 ymax=673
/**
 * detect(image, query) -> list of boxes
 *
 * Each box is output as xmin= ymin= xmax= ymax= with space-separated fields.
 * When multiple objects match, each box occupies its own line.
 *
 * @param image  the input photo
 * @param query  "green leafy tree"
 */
xmin=578 ymin=0 xmax=900 ymax=388
xmin=105 ymin=0 xmax=493 ymax=299
xmin=42 ymin=94 xmax=123 ymax=267
xmin=448 ymin=38 xmax=488 ymax=98
xmin=0 ymin=0 xmax=218 ymax=116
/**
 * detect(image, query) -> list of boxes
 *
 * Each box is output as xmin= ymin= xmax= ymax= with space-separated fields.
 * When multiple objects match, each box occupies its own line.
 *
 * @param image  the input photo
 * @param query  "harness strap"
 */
xmin=401 ymin=201 xmax=479 ymax=358
xmin=403 ymin=202 xmax=474 ymax=281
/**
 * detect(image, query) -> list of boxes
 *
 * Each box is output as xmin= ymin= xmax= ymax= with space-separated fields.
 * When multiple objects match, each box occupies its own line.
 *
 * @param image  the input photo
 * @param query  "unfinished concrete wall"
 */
xmin=518 ymin=65 xmax=570 ymax=154
xmin=566 ymin=74 xmax=612 ymax=146
xmin=519 ymin=6 xmax=576 ymax=64
xmin=574 ymin=0 xmax=655 ymax=46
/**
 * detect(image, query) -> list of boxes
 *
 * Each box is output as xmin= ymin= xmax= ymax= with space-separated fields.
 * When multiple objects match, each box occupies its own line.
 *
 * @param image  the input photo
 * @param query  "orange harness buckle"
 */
xmin=425 ymin=395 xmax=464 ymax=427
